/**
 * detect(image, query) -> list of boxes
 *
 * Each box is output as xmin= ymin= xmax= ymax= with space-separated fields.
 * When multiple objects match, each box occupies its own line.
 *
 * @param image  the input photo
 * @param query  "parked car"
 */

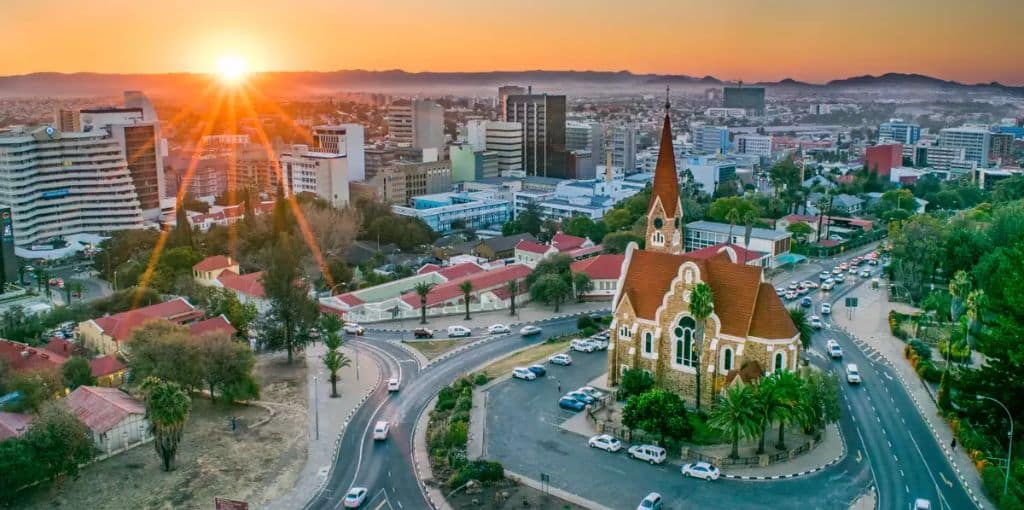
xmin=343 ymin=323 xmax=365 ymax=335
xmin=565 ymin=390 xmax=596 ymax=405
xmin=549 ymin=353 xmax=573 ymax=366
xmin=588 ymin=434 xmax=622 ymax=452
xmin=681 ymin=461 xmax=720 ymax=481
xmin=801 ymin=297 xmax=812 ymax=308
xmin=628 ymin=444 xmax=667 ymax=464
xmin=447 ymin=325 xmax=472 ymax=337
xmin=558 ymin=396 xmax=586 ymax=411
xmin=637 ymin=492 xmax=664 ymax=510
xmin=827 ymin=340 xmax=843 ymax=359
xmin=846 ymin=363 xmax=861 ymax=384
xmin=576 ymin=386 xmax=603 ymax=399
xmin=488 ymin=323 xmax=511 ymax=334
xmin=512 ymin=367 xmax=537 ymax=380
xmin=373 ymin=421 xmax=389 ymax=440
xmin=868 ymin=259 xmax=879 ymax=266
xmin=413 ymin=328 xmax=434 ymax=339
xmin=571 ymin=339 xmax=596 ymax=353
xmin=520 ymin=325 xmax=543 ymax=336
xmin=527 ymin=364 xmax=547 ymax=377
xmin=343 ymin=487 xmax=368 ymax=508
xmin=588 ymin=337 xmax=609 ymax=350
xmin=821 ymin=303 xmax=832 ymax=315
xmin=810 ymin=315 xmax=823 ymax=329
xmin=819 ymin=271 xmax=831 ymax=281
xmin=387 ymin=377 xmax=401 ymax=392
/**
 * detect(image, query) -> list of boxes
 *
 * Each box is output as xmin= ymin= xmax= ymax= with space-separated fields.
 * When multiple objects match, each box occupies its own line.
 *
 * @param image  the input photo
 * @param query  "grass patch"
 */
xmin=404 ymin=339 xmax=466 ymax=360
xmin=480 ymin=338 xmax=572 ymax=380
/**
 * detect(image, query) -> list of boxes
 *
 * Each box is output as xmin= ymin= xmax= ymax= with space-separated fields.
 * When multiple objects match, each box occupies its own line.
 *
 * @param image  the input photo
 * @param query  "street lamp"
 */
xmin=313 ymin=375 xmax=319 ymax=440
xmin=977 ymin=394 xmax=1013 ymax=497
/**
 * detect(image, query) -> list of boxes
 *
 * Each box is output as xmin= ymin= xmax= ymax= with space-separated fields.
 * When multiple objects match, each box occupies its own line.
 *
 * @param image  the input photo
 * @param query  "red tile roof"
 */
xmin=89 ymin=355 xmax=127 ymax=378
xmin=435 ymin=262 xmax=486 ymax=281
xmin=571 ymin=254 xmax=625 ymax=280
xmin=217 ymin=271 xmax=266 ymax=298
xmin=0 ymin=339 xmax=68 ymax=373
xmin=400 ymin=264 xmax=532 ymax=309
xmin=685 ymin=244 xmax=765 ymax=264
xmin=649 ymin=114 xmax=680 ymax=217
xmin=565 ymin=244 xmax=604 ymax=259
xmin=189 ymin=315 xmax=237 ymax=337
xmin=92 ymin=298 xmax=204 ymax=342
xmin=416 ymin=263 xmax=441 ymax=275
xmin=45 ymin=337 xmax=75 ymax=357
xmin=335 ymin=292 xmax=365 ymax=307
xmin=551 ymin=232 xmax=588 ymax=252
xmin=193 ymin=255 xmax=236 ymax=272
xmin=724 ymin=360 xmax=764 ymax=386
xmin=0 ymin=412 xmax=32 ymax=440
xmin=515 ymin=240 xmax=551 ymax=255
xmin=65 ymin=386 xmax=145 ymax=434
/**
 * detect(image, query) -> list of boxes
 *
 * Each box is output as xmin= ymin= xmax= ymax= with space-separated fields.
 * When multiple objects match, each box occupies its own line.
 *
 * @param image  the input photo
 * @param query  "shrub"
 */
xmin=617 ymin=368 xmax=654 ymax=400
xmin=450 ymin=459 xmax=505 ymax=488
xmin=473 ymin=373 xmax=490 ymax=386
xmin=687 ymin=413 xmax=723 ymax=445
xmin=915 ymin=359 xmax=943 ymax=383
xmin=576 ymin=315 xmax=595 ymax=331
xmin=908 ymin=340 xmax=932 ymax=360
xmin=447 ymin=421 xmax=469 ymax=448
xmin=580 ymin=326 xmax=598 ymax=337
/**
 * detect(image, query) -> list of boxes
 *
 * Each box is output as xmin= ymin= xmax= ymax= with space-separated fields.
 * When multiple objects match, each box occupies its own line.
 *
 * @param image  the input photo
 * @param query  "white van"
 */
xmin=447 ymin=325 xmax=472 ymax=337
xmin=846 ymin=363 xmax=861 ymax=384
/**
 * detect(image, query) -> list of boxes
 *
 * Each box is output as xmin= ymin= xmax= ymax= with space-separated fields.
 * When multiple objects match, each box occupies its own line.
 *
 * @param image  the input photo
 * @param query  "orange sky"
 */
xmin=2 ymin=0 xmax=1021 ymax=84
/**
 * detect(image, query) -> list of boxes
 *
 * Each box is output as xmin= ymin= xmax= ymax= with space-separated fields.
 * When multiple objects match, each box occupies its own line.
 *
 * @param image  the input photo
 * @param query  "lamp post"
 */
xmin=313 ymin=375 xmax=320 ymax=440
xmin=977 ymin=395 xmax=1013 ymax=497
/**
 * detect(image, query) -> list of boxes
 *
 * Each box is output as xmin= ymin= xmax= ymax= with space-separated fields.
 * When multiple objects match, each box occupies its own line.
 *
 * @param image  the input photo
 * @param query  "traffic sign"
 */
xmin=845 ymin=297 xmax=858 ymax=308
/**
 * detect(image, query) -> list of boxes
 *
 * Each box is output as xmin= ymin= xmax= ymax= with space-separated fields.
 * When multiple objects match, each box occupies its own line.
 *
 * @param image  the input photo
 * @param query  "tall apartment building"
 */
xmin=735 ymin=134 xmax=772 ymax=157
xmin=940 ymin=127 xmax=990 ymax=166
xmin=879 ymin=119 xmax=921 ymax=145
xmin=498 ymin=85 xmax=526 ymax=121
xmin=373 ymin=160 xmax=452 ymax=206
xmin=990 ymin=132 xmax=1014 ymax=164
xmin=505 ymin=93 xmax=567 ymax=178
xmin=279 ymin=145 xmax=350 ymax=208
xmin=723 ymin=85 xmax=765 ymax=115
xmin=0 ymin=126 xmax=143 ymax=250
xmin=865 ymin=144 xmax=903 ymax=177
xmin=694 ymin=124 xmax=730 ymax=155
xmin=610 ymin=125 xmax=638 ymax=173
xmin=903 ymin=143 xmax=966 ymax=170
xmin=387 ymin=100 xmax=445 ymax=153
xmin=313 ymin=124 xmax=365 ymax=181
xmin=163 ymin=153 xmax=228 ymax=198
xmin=54 ymin=109 xmax=80 ymax=132
xmin=466 ymin=120 xmax=524 ymax=176
xmin=236 ymin=144 xmax=278 ymax=192
xmin=566 ymin=120 xmax=604 ymax=155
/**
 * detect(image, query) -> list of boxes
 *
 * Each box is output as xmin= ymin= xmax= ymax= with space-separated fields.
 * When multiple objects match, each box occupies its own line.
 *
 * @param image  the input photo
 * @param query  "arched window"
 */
xmin=643 ymin=332 xmax=653 ymax=353
xmin=672 ymin=316 xmax=696 ymax=367
xmin=652 ymin=231 xmax=665 ymax=245
xmin=774 ymin=352 xmax=785 ymax=372
xmin=722 ymin=348 xmax=733 ymax=372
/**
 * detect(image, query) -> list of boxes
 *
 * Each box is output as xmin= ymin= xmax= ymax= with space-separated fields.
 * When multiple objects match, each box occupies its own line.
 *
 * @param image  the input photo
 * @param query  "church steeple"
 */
xmin=645 ymin=86 xmax=683 ymax=254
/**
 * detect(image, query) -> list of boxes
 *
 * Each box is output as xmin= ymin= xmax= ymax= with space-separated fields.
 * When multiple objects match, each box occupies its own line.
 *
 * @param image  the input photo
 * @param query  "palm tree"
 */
xmin=771 ymin=370 xmax=803 ymax=450
xmin=725 ymin=208 xmax=741 ymax=242
xmin=322 ymin=347 xmax=351 ymax=398
xmin=689 ymin=282 xmax=714 ymax=411
xmin=741 ymin=210 xmax=758 ymax=252
xmin=141 ymin=377 xmax=192 ymax=472
xmin=948 ymin=270 xmax=971 ymax=324
xmin=787 ymin=308 xmax=813 ymax=349
xmin=507 ymin=279 xmax=519 ymax=316
xmin=752 ymin=376 xmax=782 ymax=455
xmin=459 ymin=280 xmax=474 ymax=320
xmin=413 ymin=282 xmax=434 ymax=324
xmin=708 ymin=384 xmax=759 ymax=459
xmin=962 ymin=289 xmax=986 ymax=367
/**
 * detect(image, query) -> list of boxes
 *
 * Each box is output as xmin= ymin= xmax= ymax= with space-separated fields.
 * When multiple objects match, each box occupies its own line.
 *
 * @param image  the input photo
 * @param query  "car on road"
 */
xmin=488 ymin=323 xmax=511 ymax=334
xmin=588 ymin=337 xmax=609 ymax=350
xmin=413 ymin=328 xmax=434 ymax=339
xmin=373 ymin=421 xmax=389 ymax=440
xmin=527 ymin=364 xmax=546 ymax=377
xmin=520 ymin=325 xmax=543 ymax=336
xmin=860 ymin=269 xmax=871 ymax=278
xmin=627 ymin=444 xmax=667 ymax=464
xmin=776 ymin=287 xmax=786 ymax=297
xmin=797 ymin=286 xmax=810 ymax=296
xmin=821 ymin=280 xmax=835 ymax=291
xmin=343 ymin=323 xmax=365 ymax=335
xmin=819 ymin=271 xmax=831 ymax=281
xmin=821 ymin=303 xmax=832 ymax=315
xmin=846 ymin=363 xmax=861 ymax=384
xmin=387 ymin=377 xmax=401 ymax=392
xmin=681 ymin=461 xmax=720 ymax=480
xmin=343 ymin=487 xmax=368 ymax=507
xmin=810 ymin=315 xmax=823 ymax=329
xmin=512 ymin=367 xmax=537 ymax=380
xmin=565 ymin=390 xmax=596 ymax=405
xmin=832 ymin=267 xmax=844 ymax=275
xmin=913 ymin=498 xmax=932 ymax=510
xmin=558 ymin=396 xmax=586 ymax=411
xmin=549 ymin=353 xmax=573 ymax=366
xmin=801 ymin=297 xmax=812 ymax=308
xmin=834 ymin=273 xmax=846 ymax=283
xmin=788 ymin=281 xmax=798 ymax=290
xmin=588 ymin=434 xmax=622 ymax=452
xmin=571 ymin=339 xmax=596 ymax=353
xmin=827 ymin=340 xmax=843 ymax=359
xmin=868 ymin=258 xmax=879 ymax=266
xmin=637 ymin=492 xmax=664 ymax=510
xmin=447 ymin=325 xmax=472 ymax=337
xmin=785 ymin=290 xmax=798 ymax=301
xmin=801 ymin=280 xmax=818 ymax=289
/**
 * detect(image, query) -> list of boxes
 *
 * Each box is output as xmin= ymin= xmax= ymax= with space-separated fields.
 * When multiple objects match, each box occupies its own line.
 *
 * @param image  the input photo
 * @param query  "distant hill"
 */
xmin=0 ymin=69 xmax=1020 ymax=98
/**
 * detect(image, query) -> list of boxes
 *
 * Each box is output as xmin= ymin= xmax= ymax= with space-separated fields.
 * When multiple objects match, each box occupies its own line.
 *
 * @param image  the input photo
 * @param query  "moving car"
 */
xmin=488 ymin=323 xmax=511 ymax=334
xmin=628 ymin=444 xmax=667 ymax=464
xmin=549 ymin=353 xmax=573 ymax=366
xmin=860 ymin=269 xmax=871 ymax=278
xmin=565 ymin=390 xmax=596 ymax=405
xmin=558 ymin=396 xmax=586 ymax=411
xmin=588 ymin=434 xmax=622 ymax=452
xmin=801 ymin=297 xmax=812 ymax=308
xmin=373 ymin=421 xmax=389 ymax=440
xmin=387 ymin=377 xmax=401 ymax=392
xmin=821 ymin=303 xmax=832 ymax=315
xmin=343 ymin=323 xmax=366 ymax=335
xmin=913 ymin=498 xmax=932 ymax=510
xmin=809 ymin=315 xmax=823 ymax=329
xmin=681 ymin=461 xmax=720 ymax=480
xmin=819 ymin=271 xmax=831 ymax=281
xmin=512 ymin=367 xmax=537 ymax=380
xmin=834 ymin=273 xmax=846 ymax=283
xmin=527 ymin=364 xmax=546 ymax=377
xmin=413 ymin=328 xmax=434 ymax=339
xmin=788 ymin=281 xmax=799 ymax=290
xmin=571 ymin=339 xmax=596 ymax=353
xmin=821 ymin=281 xmax=835 ymax=291
xmin=520 ymin=325 xmax=543 ymax=336
xmin=785 ymin=291 xmax=798 ymax=301
xmin=637 ymin=492 xmax=664 ymax=510
xmin=827 ymin=340 xmax=843 ymax=359
xmin=776 ymin=287 xmax=786 ymax=297
xmin=343 ymin=487 xmax=368 ymax=508
xmin=846 ymin=363 xmax=861 ymax=384
xmin=447 ymin=325 xmax=472 ymax=338
xmin=801 ymin=280 xmax=818 ymax=289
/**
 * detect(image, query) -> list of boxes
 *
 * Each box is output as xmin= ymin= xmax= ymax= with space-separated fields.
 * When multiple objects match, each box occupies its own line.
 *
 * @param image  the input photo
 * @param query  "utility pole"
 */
xmin=313 ymin=375 xmax=319 ymax=440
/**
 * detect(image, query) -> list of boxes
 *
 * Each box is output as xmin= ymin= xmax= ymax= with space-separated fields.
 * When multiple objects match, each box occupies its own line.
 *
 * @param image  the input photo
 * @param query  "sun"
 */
xmin=216 ymin=55 xmax=248 ymax=85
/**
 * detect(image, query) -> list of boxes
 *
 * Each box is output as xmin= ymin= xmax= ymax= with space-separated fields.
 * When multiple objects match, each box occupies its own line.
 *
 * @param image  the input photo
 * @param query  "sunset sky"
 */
xmin=3 ymin=0 xmax=1021 ymax=84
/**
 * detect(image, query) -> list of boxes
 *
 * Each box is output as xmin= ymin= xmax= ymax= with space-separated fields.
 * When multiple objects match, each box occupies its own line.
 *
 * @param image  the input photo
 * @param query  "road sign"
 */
xmin=845 ymin=297 xmax=858 ymax=308
xmin=214 ymin=497 xmax=248 ymax=510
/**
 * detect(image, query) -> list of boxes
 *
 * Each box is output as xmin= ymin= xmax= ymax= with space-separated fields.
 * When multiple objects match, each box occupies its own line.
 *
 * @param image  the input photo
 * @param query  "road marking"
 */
xmin=906 ymin=485 xmax=910 ymax=493
xmin=893 ymin=454 xmax=898 ymax=462
xmin=374 ymin=500 xmax=388 ymax=510
xmin=907 ymin=432 xmax=954 ymax=510
xmin=888 ymin=441 xmax=892 ymax=449
xmin=900 ymin=469 xmax=905 ymax=478
xmin=941 ymin=472 xmax=953 ymax=488
xmin=856 ymin=450 xmax=862 ymax=463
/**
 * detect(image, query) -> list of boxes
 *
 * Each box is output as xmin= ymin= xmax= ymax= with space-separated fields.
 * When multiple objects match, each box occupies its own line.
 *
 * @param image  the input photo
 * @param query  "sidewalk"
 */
xmin=263 ymin=342 xmax=381 ymax=510
xmin=833 ymin=284 xmax=994 ymax=510
xmin=367 ymin=300 xmax=610 ymax=333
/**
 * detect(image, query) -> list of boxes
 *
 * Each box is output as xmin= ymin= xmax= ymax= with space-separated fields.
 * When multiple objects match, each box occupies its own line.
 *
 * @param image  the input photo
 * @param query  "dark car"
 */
xmin=801 ymin=297 xmax=812 ymax=308
xmin=558 ymin=397 xmax=586 ymax=412
xmin=527 ymin=364 xmax=546 ymax=377
xmin=413 ymin=328 xmax=434 ymax=339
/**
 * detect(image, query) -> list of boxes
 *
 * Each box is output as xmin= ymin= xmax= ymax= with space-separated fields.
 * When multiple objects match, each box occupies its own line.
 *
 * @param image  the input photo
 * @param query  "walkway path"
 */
xmin=832 ymin=283 xmax=995 ymax=509
xmin=263 ymin=342 xmax=381 ymax=510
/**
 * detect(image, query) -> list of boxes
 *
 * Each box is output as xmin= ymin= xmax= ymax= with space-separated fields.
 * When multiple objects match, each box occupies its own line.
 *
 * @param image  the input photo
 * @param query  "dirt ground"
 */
xmin=404 ymin=338 xmax=468 ymax=359
xmin=12 ymin=352 xmax=307 ymax=510
xmin=481 ymin=339 xmax=571 ymax=379
xmin=448 ymin=478 xmax=587 ymax=510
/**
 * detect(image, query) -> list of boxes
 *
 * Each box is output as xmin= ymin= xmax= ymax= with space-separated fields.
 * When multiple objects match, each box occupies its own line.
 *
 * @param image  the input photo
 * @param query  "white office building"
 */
xmin=939 ymin=127 xmax=990 ymax=166
xmin=387 ymin=100 xmax=445 ymax=153
xmin=610 ymin=125 xmax=638 ymax=173
xmin=313 ymin=124 xmax=365 ymax=181
xmin=279 ymin=145 xmax=350 ymax=208
xmin=466 ymin=120 xmax=523 ymax=176
xmin=0 ymin=126 xmax=144 ymax=252
xmin=735 ymin=134 xmax=772 ymax=157
xmin=566 ymin=120 xmax=604 ymax=154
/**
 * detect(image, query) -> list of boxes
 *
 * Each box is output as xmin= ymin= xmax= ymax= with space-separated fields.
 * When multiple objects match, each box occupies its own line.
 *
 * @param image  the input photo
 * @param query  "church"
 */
xmin=607 ymin=103 xmax=801 ymax=405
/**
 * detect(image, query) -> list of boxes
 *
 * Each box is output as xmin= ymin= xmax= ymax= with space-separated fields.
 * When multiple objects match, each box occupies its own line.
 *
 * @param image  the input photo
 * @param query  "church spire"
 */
xmin=649 ymin=88 xmax=680 ymax=218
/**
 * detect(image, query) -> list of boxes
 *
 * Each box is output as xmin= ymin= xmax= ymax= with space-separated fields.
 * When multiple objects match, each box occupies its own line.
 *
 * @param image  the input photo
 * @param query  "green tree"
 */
xmin=62 ymin=356 xmax=96 ymax=390
xmin=707 ymin=197 xmax=759 ymax=226
xmin=788 ymin=308 xmax=813 ymax=349
xmin=799 ymin=371 xmax=841 ymax=439
xmin=563 ymin=216 xmax=596 ymax=239
xmin=572 ymin=272 xmax=593 ymax=302
xmin=320 ymin=316 xmax=351 ymax=398
xmin=127 ymin=321 xmax=205 ymax=392
xmin=992 ymin=175 xmax=1024 ymax=202
xmin=200 ymin=332 xmax=258 ymax=403
xmin=0 ymin=436 xmax=40 ymax=498
xmin=786 ymin=222 xmax=814 ymax=243
xmin=140 ymin=377 xmax=192 ymax=471
xmin=7 ymin=369 xmax=63 ymax=412
xmin=603 ymin=208 xmax=634 ymax=232
xmin=619 ymin=368 xmax=654 ymax=399
xmin=260 ymin=234 xmax=318 ymax=363
xmin=530 ymin=273 xmax=572 ymax=312
xmin=204 ymin=288 xmax=258 ymax=340
xmin=770 ymin=370 xmax=803 ymax=449
xmin=414 ymin=282 xmax=434 ymax=324
xmin=622 ymin=389 xmax=692 ymax=445
xmin=708 ymin=384 xmax=759 ymax=459
xmin=602 ymin=231 xmax=643 ymax=253
xmin=21 ymin=403 xmax=96 ymax=482
xmin=459 ymin=280 xmax=474 ymax=320
xmin=689 ymin=282 xmax=714 ymax=411
xmin=752 ymin=375 xmax=783 ymax=454
xmin=507 ymin=279 xmax=519 ymax=316
xmin=174 ymin=199 xmax=194 ymax=249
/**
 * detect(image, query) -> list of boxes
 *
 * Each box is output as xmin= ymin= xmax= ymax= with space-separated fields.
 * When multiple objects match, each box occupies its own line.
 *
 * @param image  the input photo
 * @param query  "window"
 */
xmin=644 ymin=332 xmax=653 ymax=354
xmin=652 ymin=231 xmax=664 ymax=245
xmin=774 ymin=352 xmax=785 ymax=372
xmin=653 ymin=217 xmax=664 ymax=229
xmin=619 ymin=325 xmax=631 ymax=338
xmin=722 ymin=348 xmax=733 ymax=372
xmin=672 ymin=316 xmax=696 ymax=367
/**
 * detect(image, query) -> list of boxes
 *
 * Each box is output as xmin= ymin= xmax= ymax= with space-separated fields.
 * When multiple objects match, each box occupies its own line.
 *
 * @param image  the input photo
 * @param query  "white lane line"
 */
xmin=907 ymin=432 xmax=954 ymax=510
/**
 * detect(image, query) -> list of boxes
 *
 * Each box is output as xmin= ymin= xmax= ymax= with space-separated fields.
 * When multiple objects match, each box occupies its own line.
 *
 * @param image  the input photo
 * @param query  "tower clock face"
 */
xmin=654 ymin=217 xmax=664 ymax=229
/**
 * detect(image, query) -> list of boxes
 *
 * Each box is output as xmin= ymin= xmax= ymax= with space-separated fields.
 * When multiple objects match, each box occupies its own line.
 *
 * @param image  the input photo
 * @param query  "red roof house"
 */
xmin=79 ymin=298 xmax=206 ymax=355
xmin=65 ymin=386 xmax=151 ymax=454
xmin=0 ymin=412 xmax=33 ymax=440
xmin=0 ymin=339 xmax=68 ymax=373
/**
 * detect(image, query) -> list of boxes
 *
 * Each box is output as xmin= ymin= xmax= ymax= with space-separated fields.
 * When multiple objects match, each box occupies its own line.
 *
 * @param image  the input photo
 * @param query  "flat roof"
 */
xmin=686 ymin=220 xmax=791 ymax=241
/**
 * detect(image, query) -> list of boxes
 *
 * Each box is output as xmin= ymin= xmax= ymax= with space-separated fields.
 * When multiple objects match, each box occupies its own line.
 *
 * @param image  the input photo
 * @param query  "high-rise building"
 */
xmin=610 ymin=125 xmax=638 ymax=173
xmin=723 ymin=84 xmax=765 ymax=115
xmin=466 ymin=120 xmax=524 ymax=176
xmin=566 ymin=121 xmax=604 ymax=155
xmin=0 ymin=126 xmax=144 ymax=251
xmin=450 ymin=144 xmax=498 ymax=182
xmin=735 ymin=134 xmax=772 ymax=157
xmin=694 ymin=125 xmax=730 ymax=155
xmin=939 ymin=127 xmax=990 ymax=166
xmin=566 ymin=150 xmax=596 ymax=180
xmin=0 ymin=208 xmax=17 ymax=285
xmin=865 ymin=144 xmax=904 ymax=177
xmin=498 ymin=85 xmax=526 ymax=121
xmin=279 ymin=145 xmax=350 ymax=208
xmin=236 ymin=144 xmax=278 ymax=193
xmin=505 ymin=93 xmax=567 ymax=178
xmin=372 ymin=160 xmax=453 ymax=206
xmin=163 ymin=153 xmax=228 ymax=198
xmin=124 ymin=90 xmax=158 ymax=121
xmin=54 ymin=109 xmax=80 ymax=132
xmin=386 ymin=100 xmax=445 ymax=153
xmin=990 ymin=132 xmax=1014 ymax=164
xmin=313 ymin=124 xmax=365 ymax=181
xmin=879 ymin=119 xmax=921 ymax=145
xmin=903 ymin=143 xmax=966 ymax=170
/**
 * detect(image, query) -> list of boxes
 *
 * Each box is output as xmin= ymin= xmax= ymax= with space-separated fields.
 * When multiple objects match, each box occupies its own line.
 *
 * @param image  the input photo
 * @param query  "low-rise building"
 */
xmin=683 ymin=220 xmax=791 ymax=268
xmin=78 ymin=298 xmax=234 ymax=355
xmin=514 ymin=232 xmax=603 ymax=268
xmin=392 ymin=190 xmax=511 ymax=234
xmin=571 ymin=254 xmax=625 ymax=300
xmin=66 ymin=386 xmax=151 ymax=455
xmin=0 ymin=412 xmax=33 ymax=440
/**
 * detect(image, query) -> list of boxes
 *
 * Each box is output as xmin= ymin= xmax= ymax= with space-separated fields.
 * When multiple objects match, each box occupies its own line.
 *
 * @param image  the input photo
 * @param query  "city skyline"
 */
xmin=2 ymin=0 xmax=1022 ymax=85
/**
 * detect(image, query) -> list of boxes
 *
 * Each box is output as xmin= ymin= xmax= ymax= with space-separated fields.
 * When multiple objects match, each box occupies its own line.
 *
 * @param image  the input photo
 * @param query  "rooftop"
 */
xmin=66 ymin=386 xmax=145 ymax=434
xmin=89 ymin=298 xmax=205 ymax=342
xmin=686 ymin=220 xmax=791 ymax=241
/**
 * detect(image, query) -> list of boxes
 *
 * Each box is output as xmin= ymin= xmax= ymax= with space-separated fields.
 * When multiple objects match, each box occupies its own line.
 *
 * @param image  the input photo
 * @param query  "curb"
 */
xmin=721 ymin=423 xmax=846 ymax=480
xmin=504 ymin=470 xmax=616 ymax=510
xmin=412 ymin=393 xmax=452 ymax=510
xmin=366 ymin=308 xmax=609 ymax=335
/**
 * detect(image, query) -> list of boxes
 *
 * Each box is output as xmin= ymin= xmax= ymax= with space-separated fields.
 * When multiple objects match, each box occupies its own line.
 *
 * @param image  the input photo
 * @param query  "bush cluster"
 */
xmin=427 ymin=376 xmax=504 ymax=489
xmin=904 ymin=340 xmax=943 ymax=383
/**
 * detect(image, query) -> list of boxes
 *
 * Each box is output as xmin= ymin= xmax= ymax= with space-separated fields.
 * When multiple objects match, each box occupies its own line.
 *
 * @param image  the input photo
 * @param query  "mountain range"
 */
xmin=0 ymin=70 xmax=1020 ymax=98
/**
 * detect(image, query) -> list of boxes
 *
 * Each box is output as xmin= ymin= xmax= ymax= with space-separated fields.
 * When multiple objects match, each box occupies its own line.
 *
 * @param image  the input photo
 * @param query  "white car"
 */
xmin=387 ymin=377 xmax=400 ymax=392
xmin=913 ymin=498 xmax=932 ymax=510
xmin=588 ymin=434 xmax=622 ymax=452
xmin=860 ymin=269 xmax=871 ymax=278
xmin=681 ymin=461 xmax=720 ymax=480
xmin=827 ymin=339 xmax=843 ymax=359
xmin=373 ymin=421 xmax=389 ymax=440
xmin=576 ymin=386 xmax=604 ymax=399
xmin=846 ymin=363 xmax=861 ymax=384
xmin=834 ymin=273 xmax=846 ymax=283
xmin=821 ymin=281 xmax=835 ymax=291
xmin=784 ymin=290 xmax=798 ymax=301
xmin=627 ymin=444 xmax=667 ymax=464
xmin=447 ymin=325 xmax=472 ymax=337
xmin=588 ymin=337 xmax=609 ymax=350
xmin=487 ymin=323 xmax=511 ymax=334
xmin=571 ymin=339 xmax=596 ymax=353
xmin=819 ymin=271 xmax=831 ymax=281
xmin=343 ymin=487 xmax=368 ymax=508
xmin=788 ymin=281 xmax=799 ymax=290
xmin=512 ymin=367 xmax=537 ymax=380
xmin=821 ymin=303 xmax=832 ymax=315
xmin=549 ymin=353 xmax=573 ymax=366
xmin=637 ymin=492 xmax=664 ymax=510
xmin=810 ymin=316 xmax=823 ymax=329
xmin=520 ymin=325 xmax=543 ymax=336
xmin=343 ymin=323 xmax=365 ymax=335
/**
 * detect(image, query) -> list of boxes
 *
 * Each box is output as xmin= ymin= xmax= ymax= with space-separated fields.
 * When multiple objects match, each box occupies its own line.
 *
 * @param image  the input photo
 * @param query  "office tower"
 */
xmin=879 ymin=119 xmax=921 ymax=145
xmin=865 ymin=144 xmax=904 ymax=177
xmin=236 ymin=143 xmax=278 ymax=193
xmin=0 ymin=126 xmax=143 ymax=250
xmin=990 ymin=133 xmax=1014 ymax=163
xmin=505 ymin=93 xmax=567 ymax=178
xmin=54 ymin=109 xmax=80 ymax=132
xmin=450 ymin=144 xmax=499 ymax=182
xmin=694 ymin=125 xmax=730 ymax=155
xmin=387 ymin=100 xmax=444 ymax=153
xmin=610 ymin=125 xmax=638 ymax=173
xmin=0 ymin=208 xmax=15 ymax=285
xmin=372 ymin=160 xmax=453 ymax=206
xmin=498 ymin=85 xmax=526 ymax=121
xmin=124 ymin=90 xmax=158 ymax=122
xmin=903 ymin=144 xmax=965 ymax=169
xmin=313 ymin=124 xmax=365 ymax=181
xmin=466 ymin=120 xmax=524 ymax=176
xmin=566 ymin=150 xmax=596 ymax=180
xmin=939 ymin=127 xmax=990 ymax=166
xmin=735 ymin=134 xmax=772 ymax=157
xmin=723 ymin=84 xmax=765 ymax=115
xmin=279 ymin=145 xmax=350 ymax=208
xmin=163 ymin=153 xmax=228 ymax=198
xmin=566 ymin=120 xmax=604 ymax=155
